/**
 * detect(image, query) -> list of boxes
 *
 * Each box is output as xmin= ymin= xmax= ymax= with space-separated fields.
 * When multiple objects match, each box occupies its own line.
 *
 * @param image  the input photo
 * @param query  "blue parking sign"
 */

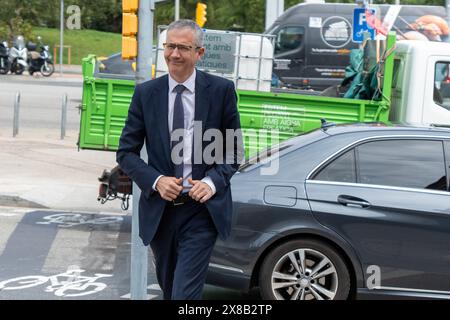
xmin=353 ymin=8 xmax=375 ymax=43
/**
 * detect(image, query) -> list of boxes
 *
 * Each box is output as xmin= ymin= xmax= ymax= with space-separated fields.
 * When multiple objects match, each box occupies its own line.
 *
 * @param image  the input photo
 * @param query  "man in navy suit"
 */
xmin=116 ymin=19 xmax=243 ymax=300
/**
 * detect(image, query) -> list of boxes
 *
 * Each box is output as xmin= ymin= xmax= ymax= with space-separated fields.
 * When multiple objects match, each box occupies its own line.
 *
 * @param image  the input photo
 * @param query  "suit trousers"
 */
xmin=150 ymin=199 xmax=218 ymax=300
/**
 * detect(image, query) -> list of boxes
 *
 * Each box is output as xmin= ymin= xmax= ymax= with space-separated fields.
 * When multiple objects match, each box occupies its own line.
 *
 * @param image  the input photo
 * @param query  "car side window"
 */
xmin=357 ymin=140 xmax=447 ymax=191
xmin=275 ymin=27 xmax=305 ymax=54
xmin=314 ymin=149 xmax=356 ymax=183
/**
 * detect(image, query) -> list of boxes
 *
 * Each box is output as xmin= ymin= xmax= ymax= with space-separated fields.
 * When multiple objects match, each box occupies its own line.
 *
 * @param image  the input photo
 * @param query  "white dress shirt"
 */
xmin=152 ymin=69 xmax=216 ymax=195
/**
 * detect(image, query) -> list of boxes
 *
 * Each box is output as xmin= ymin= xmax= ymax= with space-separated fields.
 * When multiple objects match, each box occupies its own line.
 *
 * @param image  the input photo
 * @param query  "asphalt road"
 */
xmin=0 ymin=75 xmax=261 ymax=300
xmin=0 ymin=207 xmax=260 ymax=300
xmin=0 ymin=75 xmax=82 ymax=134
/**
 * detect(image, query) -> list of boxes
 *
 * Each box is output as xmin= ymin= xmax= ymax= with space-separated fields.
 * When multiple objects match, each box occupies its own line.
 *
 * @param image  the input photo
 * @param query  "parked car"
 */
xmin=206 ymin=123 xmax=450 ymax=300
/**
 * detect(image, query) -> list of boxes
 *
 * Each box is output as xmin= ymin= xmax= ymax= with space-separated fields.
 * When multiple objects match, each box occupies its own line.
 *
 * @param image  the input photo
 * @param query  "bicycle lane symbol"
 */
xmin=0 ymin=265 xmax=113 ymax=297
xmin=36 ymin=213 xmax=123 ymax=228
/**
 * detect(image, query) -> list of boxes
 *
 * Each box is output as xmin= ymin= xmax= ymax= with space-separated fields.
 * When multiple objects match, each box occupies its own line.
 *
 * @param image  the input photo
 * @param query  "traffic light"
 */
xmin=122 ymin=0 xmax=138 ymax=60
xmin=195 ymin=3 xmax=207 ymax=28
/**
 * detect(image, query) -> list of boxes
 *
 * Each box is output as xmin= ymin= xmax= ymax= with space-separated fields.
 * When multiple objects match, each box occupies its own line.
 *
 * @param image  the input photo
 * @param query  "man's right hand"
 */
xmin=156 ymin=177 xmax=183 ymax=201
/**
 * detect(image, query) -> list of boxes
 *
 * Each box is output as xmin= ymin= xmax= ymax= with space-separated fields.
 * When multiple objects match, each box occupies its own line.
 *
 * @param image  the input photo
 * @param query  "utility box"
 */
xmin=156 ymin=28 xmax=275 ymax=92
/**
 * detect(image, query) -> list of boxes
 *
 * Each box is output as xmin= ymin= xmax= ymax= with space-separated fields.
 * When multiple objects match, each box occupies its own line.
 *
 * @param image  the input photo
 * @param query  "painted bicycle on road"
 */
xmin=36 ymin=213 xmax=123 ymax=228
xmin=0 ymin=266 xmax=112 ymax=297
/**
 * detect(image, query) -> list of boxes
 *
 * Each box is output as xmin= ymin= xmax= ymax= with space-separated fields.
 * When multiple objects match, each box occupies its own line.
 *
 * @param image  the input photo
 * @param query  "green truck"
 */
xmin=81 ymin=30 xmax=450 ymax=203
xmin=79 ymin=33 xmax=397 ymax=158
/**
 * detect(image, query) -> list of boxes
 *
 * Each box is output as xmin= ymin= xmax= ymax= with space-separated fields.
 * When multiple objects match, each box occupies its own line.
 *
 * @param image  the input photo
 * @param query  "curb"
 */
xmin=0 ymin=195 xmax=49 ymax=209
xmin=0 ymin=77 xmax=82 ymax=87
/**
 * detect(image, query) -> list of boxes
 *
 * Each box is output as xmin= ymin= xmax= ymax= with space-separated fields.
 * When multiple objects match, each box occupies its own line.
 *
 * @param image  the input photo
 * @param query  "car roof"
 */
xmin=319 ymin=122 xmax=450 ymax=136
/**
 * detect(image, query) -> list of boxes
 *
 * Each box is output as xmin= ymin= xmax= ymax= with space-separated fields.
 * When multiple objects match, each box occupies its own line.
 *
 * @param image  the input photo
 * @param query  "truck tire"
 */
xmin=259 ymin=239 xmax=351 ymax=300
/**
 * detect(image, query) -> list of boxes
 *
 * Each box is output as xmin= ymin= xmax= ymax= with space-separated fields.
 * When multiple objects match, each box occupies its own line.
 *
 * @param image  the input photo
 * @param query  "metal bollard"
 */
xmin=13 ymin=92 xmax=20 ymax=137
xmin=61 ymin=93 xmax=68 ymax=140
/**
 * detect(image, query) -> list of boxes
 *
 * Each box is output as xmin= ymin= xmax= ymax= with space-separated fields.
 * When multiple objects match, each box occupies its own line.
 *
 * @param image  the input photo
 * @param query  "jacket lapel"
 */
xmin=194 ymin=70 xmax=211 ymax=128
xmin=154 ymin=75 xmax=172 ymax=170
xmin=193 ymin=70 xmax=210 ymax=172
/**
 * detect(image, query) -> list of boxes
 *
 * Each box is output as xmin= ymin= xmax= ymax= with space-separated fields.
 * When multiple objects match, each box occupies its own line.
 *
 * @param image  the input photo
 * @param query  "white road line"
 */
xmin=148 ymin=283 xmax=161 ymax=291
xmin=41 ymin=227 xmax=91 ymax=274
xmin=120 ymin=293 xmax=159 ymax=300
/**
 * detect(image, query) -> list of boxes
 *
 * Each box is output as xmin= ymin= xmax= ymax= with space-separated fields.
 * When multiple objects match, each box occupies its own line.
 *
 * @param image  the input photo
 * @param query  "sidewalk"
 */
xmin=0 ymin=128 xmax=127 ymax=213
xmin=54 ymin=64 xmax=82 ymax=75
xmin=0 ymin=64 xmax=83 ymax=87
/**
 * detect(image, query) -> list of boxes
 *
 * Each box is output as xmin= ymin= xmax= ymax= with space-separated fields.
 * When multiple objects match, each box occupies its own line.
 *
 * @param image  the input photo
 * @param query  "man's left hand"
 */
xmin=188 ymin=178 xmax=213 ymax=203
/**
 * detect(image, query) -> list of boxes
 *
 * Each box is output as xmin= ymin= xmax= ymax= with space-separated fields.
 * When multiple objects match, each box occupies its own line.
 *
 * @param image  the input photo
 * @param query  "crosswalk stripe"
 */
xmin=41 ymin=213 xmax=122 ymax=274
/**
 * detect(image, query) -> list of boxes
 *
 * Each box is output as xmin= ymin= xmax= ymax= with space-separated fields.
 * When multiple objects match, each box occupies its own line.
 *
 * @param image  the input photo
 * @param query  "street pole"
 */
xmin=265 ymin=0 xmax=284 ymax=31
xmin=13 ymin=92 xmax=20 ymax=137
xmin=60 ymin=0 xmax=64 ymax=76
xmin=175 ymin=0 xmax=180 ymax=21
xmin=61 ymin=93 xmax=68 ymax=140
xmin=446 ymin=0 xmax=450 ymax=27
xmin=130 ymin=0 xmax=154 ymax=300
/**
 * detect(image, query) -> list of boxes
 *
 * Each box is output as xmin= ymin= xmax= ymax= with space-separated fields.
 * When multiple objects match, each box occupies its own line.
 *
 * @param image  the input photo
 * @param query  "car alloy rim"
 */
xmin=271 ymin=248 xmax=338 ymax=300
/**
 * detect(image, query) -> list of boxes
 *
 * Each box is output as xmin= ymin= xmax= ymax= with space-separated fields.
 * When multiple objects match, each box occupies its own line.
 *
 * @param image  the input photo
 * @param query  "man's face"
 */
xmin=164 ymin=28 xmax=204 ymax=80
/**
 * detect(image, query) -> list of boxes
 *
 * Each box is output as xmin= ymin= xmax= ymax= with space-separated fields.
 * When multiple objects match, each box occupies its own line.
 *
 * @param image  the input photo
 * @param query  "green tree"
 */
xmin=0 ymin=1 xmax=36 ymax=42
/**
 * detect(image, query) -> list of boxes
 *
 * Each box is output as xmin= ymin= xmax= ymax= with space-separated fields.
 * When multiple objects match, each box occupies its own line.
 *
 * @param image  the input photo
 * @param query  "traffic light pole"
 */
xmin=130 ymin=0 xmax=154 ymax=300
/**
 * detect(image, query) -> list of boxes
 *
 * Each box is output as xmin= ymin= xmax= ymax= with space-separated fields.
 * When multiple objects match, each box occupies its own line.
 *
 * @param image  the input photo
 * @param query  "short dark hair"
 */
xmin=167 ymin=19 xmax=204 ymax=47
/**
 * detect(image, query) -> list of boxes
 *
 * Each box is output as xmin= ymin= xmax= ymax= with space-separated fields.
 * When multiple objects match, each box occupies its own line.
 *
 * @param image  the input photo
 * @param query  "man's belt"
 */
xmin=170 ymin=193 xmax=193 ymax=206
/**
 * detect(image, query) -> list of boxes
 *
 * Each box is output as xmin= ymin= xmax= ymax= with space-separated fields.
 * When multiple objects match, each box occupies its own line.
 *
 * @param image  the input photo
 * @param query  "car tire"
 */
xmin=259 ymin=239 xmax=351 ymax=300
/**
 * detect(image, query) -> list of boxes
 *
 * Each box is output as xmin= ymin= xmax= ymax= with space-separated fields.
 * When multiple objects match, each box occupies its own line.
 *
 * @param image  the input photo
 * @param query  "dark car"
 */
xmin=206 ymin=123 xmax=450 ymax=300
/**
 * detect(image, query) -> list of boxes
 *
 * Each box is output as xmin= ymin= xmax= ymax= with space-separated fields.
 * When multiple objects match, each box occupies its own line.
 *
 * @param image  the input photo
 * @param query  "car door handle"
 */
xmin=292 ymin=59 xmax=303 ymax=63
xmin=337 ymin=195 xmax=371 ymax=208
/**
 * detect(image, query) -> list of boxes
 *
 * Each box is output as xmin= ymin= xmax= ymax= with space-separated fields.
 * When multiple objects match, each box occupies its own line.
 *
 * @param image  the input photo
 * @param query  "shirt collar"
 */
xmin=168 ymin=69 xmax=196 ymax=94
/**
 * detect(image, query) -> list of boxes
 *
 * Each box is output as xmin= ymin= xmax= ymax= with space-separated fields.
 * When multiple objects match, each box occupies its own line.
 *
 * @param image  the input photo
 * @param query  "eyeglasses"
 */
xmin=163 ymin=43 xmax=201 ymax=53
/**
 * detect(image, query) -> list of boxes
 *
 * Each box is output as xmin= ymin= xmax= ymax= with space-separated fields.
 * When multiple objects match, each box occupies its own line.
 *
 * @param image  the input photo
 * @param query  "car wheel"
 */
xmin=259 ymin=239 xmax=350 ymax=300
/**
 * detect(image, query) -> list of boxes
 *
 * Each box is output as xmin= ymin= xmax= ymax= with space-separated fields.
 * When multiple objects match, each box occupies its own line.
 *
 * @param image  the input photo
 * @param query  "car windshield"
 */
xmin=239 ymin=144 xmax=291 ymax=171
xmin=239 ymin=128 xmax=329 ymax=171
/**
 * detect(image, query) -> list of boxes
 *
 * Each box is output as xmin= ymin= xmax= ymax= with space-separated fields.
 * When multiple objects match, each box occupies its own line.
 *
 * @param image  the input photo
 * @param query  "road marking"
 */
xmin=0 ymin=266 xmax=112 ymax=297
xmin=0 ymin=213 xmax=18 ymax=217
xmin=36 ymin=213 xmax=123 ymax=228
xmin=120 ymin=293 xmax=159 ymax=300
xmin=42 ymin=213 xmax=121 ymax=274
xmin=148 ymin=283 xmax=161 ymax=290
xmin=120 ymin=284 xmax=161 ymax=300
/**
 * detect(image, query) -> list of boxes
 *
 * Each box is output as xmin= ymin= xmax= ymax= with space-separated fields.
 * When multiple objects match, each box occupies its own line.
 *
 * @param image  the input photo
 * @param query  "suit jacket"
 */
xmin=116 ymin=69 xmax=242 ymax=246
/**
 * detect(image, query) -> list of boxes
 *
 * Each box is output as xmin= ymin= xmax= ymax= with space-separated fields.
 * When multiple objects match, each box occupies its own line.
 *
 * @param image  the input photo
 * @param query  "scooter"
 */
xmin=27 ymin=37 xmax=54 ymax=77
xmin=8 ymin=36 xmax=28 ymax=75
xmin=0 ymin=40 xmax=9 ymax=74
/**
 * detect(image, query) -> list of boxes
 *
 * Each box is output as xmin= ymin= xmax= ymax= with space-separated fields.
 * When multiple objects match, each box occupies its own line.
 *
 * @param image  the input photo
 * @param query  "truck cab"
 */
xmin=391 ymin=40 xmax=450 ymax=126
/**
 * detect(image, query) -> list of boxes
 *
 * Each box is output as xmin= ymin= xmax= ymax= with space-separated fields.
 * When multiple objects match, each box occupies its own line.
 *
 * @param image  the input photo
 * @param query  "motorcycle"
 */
xmin=0 ymin=40 xmax=10 ymax=74
xmin=27 ymin=36 xmax=54 ymax=77
xmin=8 ymin=35 xmax=28 ymax=75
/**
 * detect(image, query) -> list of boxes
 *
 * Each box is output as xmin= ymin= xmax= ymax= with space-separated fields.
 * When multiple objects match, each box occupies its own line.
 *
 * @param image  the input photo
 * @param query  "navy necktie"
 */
xmin=172 ymin=84 xmax=186 ymax=179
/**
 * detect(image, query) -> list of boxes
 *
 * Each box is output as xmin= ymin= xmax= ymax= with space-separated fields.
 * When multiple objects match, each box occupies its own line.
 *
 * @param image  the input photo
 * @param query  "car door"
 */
xmin=305 ymin=137 xmax=450 ymax=294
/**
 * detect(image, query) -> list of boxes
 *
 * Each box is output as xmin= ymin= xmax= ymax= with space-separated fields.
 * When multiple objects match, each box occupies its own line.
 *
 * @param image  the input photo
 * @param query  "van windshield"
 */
xmin=275 ymin=26 xmax=304 ymax=54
